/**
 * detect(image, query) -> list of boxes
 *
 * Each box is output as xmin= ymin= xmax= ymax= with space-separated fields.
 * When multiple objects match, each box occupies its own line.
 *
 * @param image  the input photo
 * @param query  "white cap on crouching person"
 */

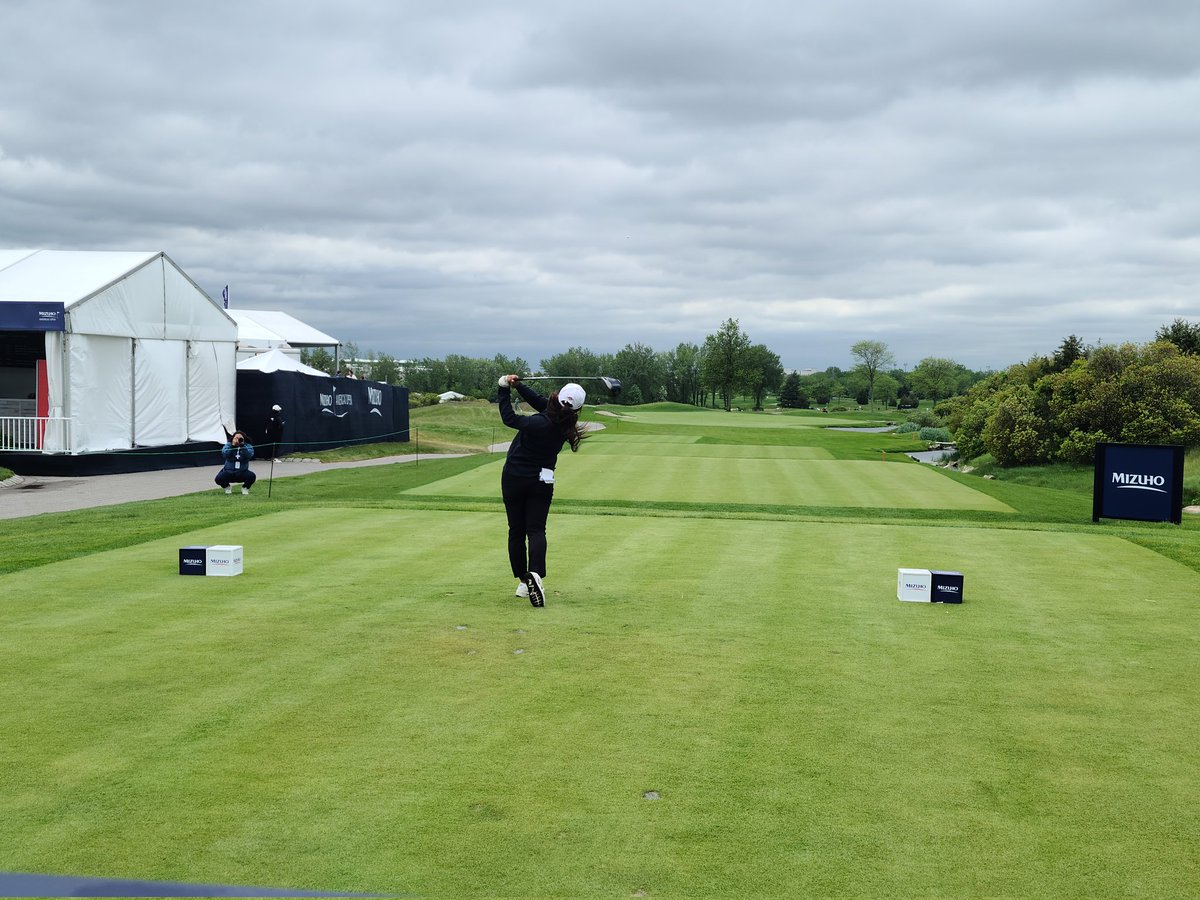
xmin=559 ymin=382 xmax=586 ymax=410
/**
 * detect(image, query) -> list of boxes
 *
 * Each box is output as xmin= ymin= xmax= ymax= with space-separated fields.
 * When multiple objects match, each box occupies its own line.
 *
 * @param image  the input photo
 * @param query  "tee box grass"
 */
xmin=0 ymin=403 xmax=1198 ymax=896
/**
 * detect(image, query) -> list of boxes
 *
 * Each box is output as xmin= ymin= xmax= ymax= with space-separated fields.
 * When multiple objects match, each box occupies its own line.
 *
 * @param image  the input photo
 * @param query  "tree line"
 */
xmin=301 ymin=324 xmax=993 ymax=411
xmin=939 ymin=322 xmax=1200 ymax=465
xmin=783 ymin=347 xmax=988 ymax=410
xmin=301 ymin=317 xmax=1200 ymax=462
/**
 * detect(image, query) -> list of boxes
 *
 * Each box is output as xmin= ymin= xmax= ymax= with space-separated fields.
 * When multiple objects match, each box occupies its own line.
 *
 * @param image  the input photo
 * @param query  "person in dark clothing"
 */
xmin=215 ymin=431 xmax=256 ymax=495
xmin=497 ymin=374 xmax=587 ymax=606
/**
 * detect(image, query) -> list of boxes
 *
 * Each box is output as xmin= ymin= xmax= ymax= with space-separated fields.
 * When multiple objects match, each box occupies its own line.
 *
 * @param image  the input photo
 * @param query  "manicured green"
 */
xmin=1 ymin=402 xmax=1199 ymax=897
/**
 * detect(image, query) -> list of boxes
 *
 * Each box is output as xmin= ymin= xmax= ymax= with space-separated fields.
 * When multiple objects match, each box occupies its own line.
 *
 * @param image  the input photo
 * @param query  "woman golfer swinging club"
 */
xmin=497 ymin=374 xmax=587 ymax=607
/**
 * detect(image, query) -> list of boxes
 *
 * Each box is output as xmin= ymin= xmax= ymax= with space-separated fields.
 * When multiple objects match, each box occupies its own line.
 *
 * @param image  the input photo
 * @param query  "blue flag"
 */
xmin=222 ymin=285 xmax=229 ymax=309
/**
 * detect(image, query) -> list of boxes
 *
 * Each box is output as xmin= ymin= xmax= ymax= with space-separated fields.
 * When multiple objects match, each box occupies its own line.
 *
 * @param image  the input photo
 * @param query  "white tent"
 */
xmin=229 ymin=308 xmax=339 ymax=362
xmin=0 ymin=249 xmax=237 ymax=453
xmin=237 ymin=347 xmax=328 ymax=377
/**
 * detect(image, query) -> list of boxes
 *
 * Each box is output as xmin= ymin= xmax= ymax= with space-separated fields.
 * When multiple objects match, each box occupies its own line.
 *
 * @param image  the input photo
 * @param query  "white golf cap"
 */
xmin=559 ymin=382 xmax=586 ymax=410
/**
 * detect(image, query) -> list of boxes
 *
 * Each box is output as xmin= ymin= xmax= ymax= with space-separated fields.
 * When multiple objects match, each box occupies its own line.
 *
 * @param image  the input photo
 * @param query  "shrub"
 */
xmin=906 ymin=407 xmax=943 ymax=428
xmin=918 ymin=427 xmax=953 ymax=442
xmin=896 ymin=422 xmax=920 ymax=434
xmin=1057 ymin=428 xmax=1109 ymax=465
xmin=409 ymin=392 xmax=442 ymax=408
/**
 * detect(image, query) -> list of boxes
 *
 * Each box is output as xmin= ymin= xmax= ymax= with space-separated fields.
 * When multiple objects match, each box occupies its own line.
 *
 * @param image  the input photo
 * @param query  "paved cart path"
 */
xmin=0 ymin=454 xmax=471 ymax=520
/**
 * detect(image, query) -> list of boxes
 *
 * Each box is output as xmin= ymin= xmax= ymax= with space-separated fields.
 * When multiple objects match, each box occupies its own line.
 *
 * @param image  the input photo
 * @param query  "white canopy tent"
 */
xmin=237 ymin=347 xmax=328 ymax=377
xmin=0 ymin=249 xmax=237 ymax=454
xmin=229 ymin=308 xmax=339 ymax=364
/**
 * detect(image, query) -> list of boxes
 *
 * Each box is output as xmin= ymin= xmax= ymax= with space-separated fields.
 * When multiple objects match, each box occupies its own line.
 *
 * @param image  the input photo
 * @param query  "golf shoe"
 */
xmin=523 ymin=571 xmax=545 ymax=607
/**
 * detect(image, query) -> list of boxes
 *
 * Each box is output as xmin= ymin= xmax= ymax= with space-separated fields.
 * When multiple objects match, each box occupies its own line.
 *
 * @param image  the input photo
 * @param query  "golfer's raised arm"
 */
xmin=515 ymin=380 xmax=548 ymax=412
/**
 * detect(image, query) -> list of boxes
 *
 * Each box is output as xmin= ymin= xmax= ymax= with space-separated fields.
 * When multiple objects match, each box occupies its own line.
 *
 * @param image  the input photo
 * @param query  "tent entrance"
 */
xmin=0 ymin=331 xmax=52 ymax=449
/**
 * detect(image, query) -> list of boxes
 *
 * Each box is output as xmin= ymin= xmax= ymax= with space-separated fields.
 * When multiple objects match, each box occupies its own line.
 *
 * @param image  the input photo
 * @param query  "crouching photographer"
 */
xmin=215 ymin=430 xmax=257 ymax=495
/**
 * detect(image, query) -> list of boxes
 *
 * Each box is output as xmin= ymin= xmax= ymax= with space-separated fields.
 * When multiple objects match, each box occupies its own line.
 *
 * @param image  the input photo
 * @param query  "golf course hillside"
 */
xmin=1 ymin=403 xmax=1198 ymax=897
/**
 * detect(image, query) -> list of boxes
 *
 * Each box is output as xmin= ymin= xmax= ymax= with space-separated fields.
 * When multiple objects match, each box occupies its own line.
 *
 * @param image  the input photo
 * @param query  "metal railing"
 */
xmin=0 ymin=416 xmax=72 ymax=452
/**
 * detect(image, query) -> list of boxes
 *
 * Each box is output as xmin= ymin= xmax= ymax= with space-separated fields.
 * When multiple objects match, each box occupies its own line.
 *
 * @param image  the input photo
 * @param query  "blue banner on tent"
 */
xmin=1093 ymin=442 xmax=1184 ymax=524
xmin=0 ymin=301 xmax=65 ymax=331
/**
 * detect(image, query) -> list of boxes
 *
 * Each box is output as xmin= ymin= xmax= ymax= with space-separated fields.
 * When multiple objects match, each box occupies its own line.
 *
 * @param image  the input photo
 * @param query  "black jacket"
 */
xmin=498 ymin=382 xmax=566 ymax=478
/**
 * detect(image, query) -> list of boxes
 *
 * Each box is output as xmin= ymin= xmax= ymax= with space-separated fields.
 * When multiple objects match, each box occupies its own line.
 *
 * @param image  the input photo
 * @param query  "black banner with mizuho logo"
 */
xmin=236 ymin=371 xmax=409 ymax=456
xmin=1093 ymin=443 xmax=1184 ymax=524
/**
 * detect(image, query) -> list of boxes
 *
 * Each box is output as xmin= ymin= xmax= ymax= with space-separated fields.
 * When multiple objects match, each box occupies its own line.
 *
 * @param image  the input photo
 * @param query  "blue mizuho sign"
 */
xmin=1093 ymin=443 xmax=1184 ymax=524
xmin=0 ymin=301 xmax=65 ymax=331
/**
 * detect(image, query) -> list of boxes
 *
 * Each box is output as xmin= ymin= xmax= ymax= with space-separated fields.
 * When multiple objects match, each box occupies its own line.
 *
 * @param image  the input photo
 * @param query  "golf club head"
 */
xmin=600 ymin=376 xmax=621 ymax=398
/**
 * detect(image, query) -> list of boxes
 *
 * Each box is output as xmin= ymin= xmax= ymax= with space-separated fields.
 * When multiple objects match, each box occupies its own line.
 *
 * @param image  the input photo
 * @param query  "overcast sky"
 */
xmin=2 ymin=0 xmax=1198 ymax=371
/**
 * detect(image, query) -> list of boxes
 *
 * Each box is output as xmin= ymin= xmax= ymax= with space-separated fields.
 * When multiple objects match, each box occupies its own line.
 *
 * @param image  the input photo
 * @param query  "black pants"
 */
xmin=215 ymin=469 xmax=257 ymax=488
xmin=502 ymin=471 xmax=554 ymax=578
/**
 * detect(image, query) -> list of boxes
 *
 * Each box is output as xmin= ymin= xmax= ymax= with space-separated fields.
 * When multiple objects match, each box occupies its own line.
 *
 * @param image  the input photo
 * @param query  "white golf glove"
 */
xmin=498 ymin=375 xmax=511 ymax=388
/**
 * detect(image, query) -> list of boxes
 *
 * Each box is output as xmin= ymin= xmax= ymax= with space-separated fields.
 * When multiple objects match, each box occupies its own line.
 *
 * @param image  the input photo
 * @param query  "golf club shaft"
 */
xmin=520 ymin=375 xmax=604 ymax=381
xmin=512 ymin=374 xmax=622 ymax=397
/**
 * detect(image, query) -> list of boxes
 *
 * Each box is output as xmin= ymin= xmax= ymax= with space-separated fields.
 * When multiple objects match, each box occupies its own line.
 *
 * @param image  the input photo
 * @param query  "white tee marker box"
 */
xmin=897 ymin=568 xmax=932 ymax=602
xmin=205 ymin=545 xmax=243 ymax=577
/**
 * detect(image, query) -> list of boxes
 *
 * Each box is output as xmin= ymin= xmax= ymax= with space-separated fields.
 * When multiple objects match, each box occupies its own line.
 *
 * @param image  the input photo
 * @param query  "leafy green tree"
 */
xmin=444 ymin=354 xmax=487 ymax=393
xmin=701 ymin=319 xmax=752 ymax=411
xmin=778 ymin=372 xmax=808 ymax=409
xmin=800 ymin=372 xmax=834 ymax=406
xmin=300 ymin=347 xmax=335 ymax=374
xmin=888 ymin=367 xmax=914 ymax=407
xmin=403 ymin=358 xmax=449 ymax=393
xmin=1116 ymin=347 xmax=1200 ymax=445
xmin=1156 ymin=318 xmax=1200 ymax=355
xmin=982 ymin=384 xmax=1051 ymax=465
xmin=339 ymin=341 xmax=360 ymax=373
xmin=909 ymin=357 xmax=966 ymax=401
xmin=540 ymin=347 xmax=611 ymax=380
xmin=612 ymin=342 xmax=665 ymax=405
xmin=872 ymin=372 xmax=900 ymax=406
xmin=849 ymin=340 xmax=895 ymax=404
xmin=841 ymin=370 xmax=869 ymax=404
xmin=743 ymin=344 xmax=784 ymax=410
xmin=664 ymin=342 xmax=703 ymax=405
xmin=368 ymin=354 xmax=402 ymax=385
xmin=1052 ymin=334 xmax=1088 ymax=371
xmin=492 ymin=354 xmax=530 ymax=384
xmin=950 ymin=339 xmax=1200 ymax=466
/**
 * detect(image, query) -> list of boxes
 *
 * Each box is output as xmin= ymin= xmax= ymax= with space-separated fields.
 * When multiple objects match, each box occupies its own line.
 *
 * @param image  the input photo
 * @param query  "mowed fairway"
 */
xmin=407 ymin=452 xmax=1014 ymax=511
xmin=1 ymin=508 xmax=1199 ymax=896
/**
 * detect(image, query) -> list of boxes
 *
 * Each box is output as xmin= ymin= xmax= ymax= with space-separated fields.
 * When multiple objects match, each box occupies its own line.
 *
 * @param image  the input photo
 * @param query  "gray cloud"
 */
xmin=2 ymin=0 xmax=1198 ymax=371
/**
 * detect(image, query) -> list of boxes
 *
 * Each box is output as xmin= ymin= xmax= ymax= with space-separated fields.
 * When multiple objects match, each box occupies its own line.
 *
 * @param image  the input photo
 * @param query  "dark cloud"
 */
xmin=1 ymin=0 xmax=1198 ymax=371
